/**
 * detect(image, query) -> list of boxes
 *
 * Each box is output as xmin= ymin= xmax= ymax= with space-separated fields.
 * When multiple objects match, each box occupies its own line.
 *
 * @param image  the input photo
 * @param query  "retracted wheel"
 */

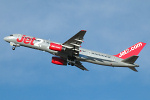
xmin=68 ymin=62 xmax=71 ymax=65
xmin=71 ymin=63 xmax=74 ymax=66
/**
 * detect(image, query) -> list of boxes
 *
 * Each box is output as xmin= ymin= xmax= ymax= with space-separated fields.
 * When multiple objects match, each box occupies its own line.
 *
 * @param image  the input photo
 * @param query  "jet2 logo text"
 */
xmin=16 ymin=35 xmax=36 ymax=45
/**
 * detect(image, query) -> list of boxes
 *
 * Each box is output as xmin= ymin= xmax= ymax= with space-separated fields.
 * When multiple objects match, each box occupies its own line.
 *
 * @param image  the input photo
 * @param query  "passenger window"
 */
xmin=47 ymin=42 xmax=50 ymax=44
xmin=35 ymin=40 xmax=41 ymax=42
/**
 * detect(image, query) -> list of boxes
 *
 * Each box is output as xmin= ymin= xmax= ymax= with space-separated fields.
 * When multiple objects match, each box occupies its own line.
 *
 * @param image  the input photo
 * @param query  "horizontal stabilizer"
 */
xmin=128 ymin=67 xmax=138 ymax=72
xmin=122 ymin=55 xmax=139 ymax=64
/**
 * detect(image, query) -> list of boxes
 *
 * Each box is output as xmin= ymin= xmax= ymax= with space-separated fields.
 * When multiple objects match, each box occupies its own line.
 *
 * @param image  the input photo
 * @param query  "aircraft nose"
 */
xmin=4 ymin=36 xmax=9 ymax=41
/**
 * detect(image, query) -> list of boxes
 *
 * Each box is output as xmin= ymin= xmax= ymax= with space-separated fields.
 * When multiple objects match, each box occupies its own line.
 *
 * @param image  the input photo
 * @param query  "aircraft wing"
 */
xmin=75 ymin=61 xmax=89 ymax=71
xmin=62 ymin=30 xmax=86 ymax=55
xmin=61 ymin=30 xmax=88 ymax=71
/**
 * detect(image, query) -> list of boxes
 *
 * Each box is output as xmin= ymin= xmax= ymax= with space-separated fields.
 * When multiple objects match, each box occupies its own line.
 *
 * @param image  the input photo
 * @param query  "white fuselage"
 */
xmin=4 ymin=34 xmax=139 ymax=68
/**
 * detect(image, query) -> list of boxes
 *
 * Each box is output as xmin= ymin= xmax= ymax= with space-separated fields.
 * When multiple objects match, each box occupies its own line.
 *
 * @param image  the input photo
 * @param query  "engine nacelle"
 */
xmin=51 ymin=57 xmax=67 ymax=65
xmin=49 ymin=43 xmax=65 ymax=51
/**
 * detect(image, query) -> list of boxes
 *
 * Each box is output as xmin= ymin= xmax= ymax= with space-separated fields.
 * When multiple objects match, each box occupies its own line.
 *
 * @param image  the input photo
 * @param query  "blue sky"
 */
xmin=0 ymin=0 xmax=150 ymax=100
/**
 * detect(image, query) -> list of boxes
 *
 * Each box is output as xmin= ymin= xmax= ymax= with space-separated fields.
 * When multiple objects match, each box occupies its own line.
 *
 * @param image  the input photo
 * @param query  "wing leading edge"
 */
xmin=62 ymin=30 xmax=86 ymax=55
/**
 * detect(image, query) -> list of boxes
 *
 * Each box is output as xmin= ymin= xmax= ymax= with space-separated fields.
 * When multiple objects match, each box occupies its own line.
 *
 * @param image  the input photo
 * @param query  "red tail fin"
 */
xmin=114 ymin=42 xmax=146 ymax=59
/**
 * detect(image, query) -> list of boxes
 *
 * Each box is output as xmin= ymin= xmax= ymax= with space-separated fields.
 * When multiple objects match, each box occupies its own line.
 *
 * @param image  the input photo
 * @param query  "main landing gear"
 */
xmin=68 ymin=62 xmax=75 ymax=66
xmin=67 ymin=56 xmax=76 ymax=66
xmin=68 ymin=61 xmax=75 ymax=66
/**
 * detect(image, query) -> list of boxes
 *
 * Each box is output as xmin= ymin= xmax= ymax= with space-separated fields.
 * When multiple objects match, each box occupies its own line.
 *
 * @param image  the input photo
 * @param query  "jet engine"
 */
xmin=51 ymin=57 xmax=67 ymax=65
xmin=49 ymin=43 xmax=65 ymax=51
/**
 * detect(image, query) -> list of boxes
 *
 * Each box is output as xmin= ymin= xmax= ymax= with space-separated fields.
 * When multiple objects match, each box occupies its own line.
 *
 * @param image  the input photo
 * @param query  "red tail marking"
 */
xmin=114 ymin=42 xmax=146 ymax=59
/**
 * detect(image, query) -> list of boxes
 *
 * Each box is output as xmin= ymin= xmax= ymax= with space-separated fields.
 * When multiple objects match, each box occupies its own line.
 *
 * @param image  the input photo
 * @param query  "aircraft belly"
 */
xmin=82 ymin=58 xmax=137 ymax=67
xmin=85 ymin=59 xmax=113 ymax=66
xmin=78 ymin=54 xmax=113 ymax=66
xmin=78 ymin=54 xmax=137 ymax=67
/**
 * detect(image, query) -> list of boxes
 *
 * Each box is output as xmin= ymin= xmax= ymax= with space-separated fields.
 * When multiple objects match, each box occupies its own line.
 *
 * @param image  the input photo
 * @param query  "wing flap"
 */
xmin=128 ymin=67 xmax=138 ymax=72
xmin=75 ymin=61 xmax=89 ymax=71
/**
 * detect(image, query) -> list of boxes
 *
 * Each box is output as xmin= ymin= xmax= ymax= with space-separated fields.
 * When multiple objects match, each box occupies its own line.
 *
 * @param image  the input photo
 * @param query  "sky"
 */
xmin=0 ymin=0 xmax=150 ymax=100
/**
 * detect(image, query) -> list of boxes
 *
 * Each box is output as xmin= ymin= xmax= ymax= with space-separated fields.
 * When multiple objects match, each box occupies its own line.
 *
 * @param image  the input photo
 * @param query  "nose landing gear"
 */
xmin=12 ymin=47 xmax=16 ymax=50
xmin=10 ymin=42 xmax=20 ymax=50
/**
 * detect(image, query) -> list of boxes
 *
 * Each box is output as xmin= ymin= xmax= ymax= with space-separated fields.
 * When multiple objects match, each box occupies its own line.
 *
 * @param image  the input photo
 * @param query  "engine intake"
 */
xmin=49 ymin=43 xmax=65 ymax=51
xmin=51 ymin=57 xmax=67 ymax=65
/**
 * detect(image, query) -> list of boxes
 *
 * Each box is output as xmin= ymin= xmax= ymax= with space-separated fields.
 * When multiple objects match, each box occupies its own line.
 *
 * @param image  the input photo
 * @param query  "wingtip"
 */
xmin=81 ymin=30 xmax=86 ymax=32
xmin=84 ymin=69 xmax=89 ymax=71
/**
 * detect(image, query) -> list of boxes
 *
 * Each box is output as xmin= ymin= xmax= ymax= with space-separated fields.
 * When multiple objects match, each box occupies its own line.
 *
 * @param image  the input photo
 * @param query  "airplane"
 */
xmin=4 ymin=30 xmax=146 ymax=72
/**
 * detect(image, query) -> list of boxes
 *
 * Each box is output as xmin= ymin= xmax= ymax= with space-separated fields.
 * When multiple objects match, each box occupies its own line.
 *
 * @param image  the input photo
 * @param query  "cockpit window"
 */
xmin=10 ymin=34 xmax=13 ymax=36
